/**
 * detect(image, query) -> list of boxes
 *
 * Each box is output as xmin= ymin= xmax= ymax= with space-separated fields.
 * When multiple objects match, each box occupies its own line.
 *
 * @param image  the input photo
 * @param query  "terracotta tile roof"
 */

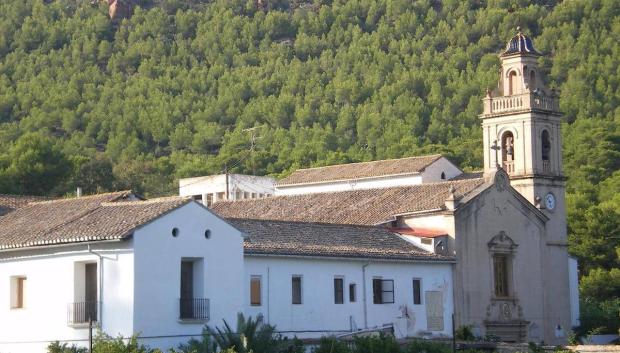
xmin=0 ymin=194 xmax=50 ymax=216
xmin=229 ymin=218 xmax=453 ymax=262
xmin=0 ymin=192 xmax=190 ymax=250
xmin=450 ymin=171 xmax=484 ymax=181
xmin=212 ymin=178 xmax=485 ymax=226
xmin=277 ymin=155 xmax=443 ymax=186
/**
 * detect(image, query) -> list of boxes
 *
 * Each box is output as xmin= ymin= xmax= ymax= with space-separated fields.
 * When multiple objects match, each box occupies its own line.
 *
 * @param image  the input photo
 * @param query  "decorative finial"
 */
xmin=485 ymin=88 xmax=492 ymax=98
xmin=516 ymin=26 xmax=521 ymax=33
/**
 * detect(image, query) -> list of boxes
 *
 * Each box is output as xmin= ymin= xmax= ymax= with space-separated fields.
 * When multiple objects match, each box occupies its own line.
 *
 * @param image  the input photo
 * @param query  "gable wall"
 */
xmin=453 ymin=184 xmax=548 ymax=341
xmin=132 ymin=202 xmax=244 ymax=351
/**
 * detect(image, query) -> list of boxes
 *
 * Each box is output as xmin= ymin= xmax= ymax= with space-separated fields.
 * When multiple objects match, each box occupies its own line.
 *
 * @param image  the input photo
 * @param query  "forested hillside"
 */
xmin=0 ymin=0 xmax=618 ymax=334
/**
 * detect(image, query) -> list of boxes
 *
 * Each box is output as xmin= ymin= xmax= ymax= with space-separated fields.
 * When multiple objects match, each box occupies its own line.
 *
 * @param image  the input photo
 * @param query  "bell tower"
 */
xmin=480 ymin=28 xmax=565 ymax=212
xmin=480 ymin=28 xmax=571 ymax=344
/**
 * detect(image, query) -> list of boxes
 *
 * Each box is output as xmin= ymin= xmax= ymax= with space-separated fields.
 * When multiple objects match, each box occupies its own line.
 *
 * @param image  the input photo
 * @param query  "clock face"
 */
xmin=545 ymin=193 xmax=556 ymax=210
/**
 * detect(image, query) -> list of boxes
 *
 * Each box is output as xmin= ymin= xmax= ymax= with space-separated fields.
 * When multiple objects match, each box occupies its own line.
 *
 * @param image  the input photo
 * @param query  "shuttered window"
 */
xmin=250 ymin=276 xmax=261 ymax=306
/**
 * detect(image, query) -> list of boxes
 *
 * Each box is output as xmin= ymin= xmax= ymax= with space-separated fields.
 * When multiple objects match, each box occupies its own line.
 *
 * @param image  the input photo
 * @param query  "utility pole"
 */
xmin=243 ymin=126 xmax=260 ymax=175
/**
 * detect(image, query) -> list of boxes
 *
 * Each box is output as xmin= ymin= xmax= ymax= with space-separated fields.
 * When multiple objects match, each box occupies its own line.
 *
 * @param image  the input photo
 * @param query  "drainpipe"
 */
xmin=88 ymin=245 xmax=104 ymax=328
xmin=266 ymin=267 xmax=271 ymax=324
xmin=362 ymin=260 xmax=370 ymax=329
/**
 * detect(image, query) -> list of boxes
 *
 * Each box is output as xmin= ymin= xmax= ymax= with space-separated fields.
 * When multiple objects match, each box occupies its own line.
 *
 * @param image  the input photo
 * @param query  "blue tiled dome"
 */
xmin=502 ymin=28 xmax=541 ymax=57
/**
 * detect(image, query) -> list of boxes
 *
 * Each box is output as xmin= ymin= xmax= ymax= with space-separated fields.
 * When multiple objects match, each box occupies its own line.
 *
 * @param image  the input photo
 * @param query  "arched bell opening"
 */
xmin=541 ymin=130 xmax=551 ymax=173
xmin=501 ymin=131 xmax=515 ymax=174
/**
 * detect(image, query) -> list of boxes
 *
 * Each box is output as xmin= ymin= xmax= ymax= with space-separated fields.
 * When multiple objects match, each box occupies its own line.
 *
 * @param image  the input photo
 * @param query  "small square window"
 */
xmin=372 ymin=278 xmax=394 ymax=304
xmin=349 ymin=283 xmax=356 ymax=302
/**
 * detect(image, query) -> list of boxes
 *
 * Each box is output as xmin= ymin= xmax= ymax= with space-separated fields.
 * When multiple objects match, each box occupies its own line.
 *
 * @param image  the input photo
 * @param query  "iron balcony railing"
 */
xmin=179 ymin=298 xmax=210 ymax=320
xmin=68 ymin=301 xmax=98 ymax=325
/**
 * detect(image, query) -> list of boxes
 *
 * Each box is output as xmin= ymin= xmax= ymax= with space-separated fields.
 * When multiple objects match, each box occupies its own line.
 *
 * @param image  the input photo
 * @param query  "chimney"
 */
xmin=76 ymin=187 xmax=83 ymax=198
xmin=445 ymin=185 xmax=459 ymax=211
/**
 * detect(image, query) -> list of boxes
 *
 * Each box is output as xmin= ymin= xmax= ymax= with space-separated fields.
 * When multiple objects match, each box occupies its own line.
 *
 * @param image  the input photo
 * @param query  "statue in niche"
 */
xmin=505 ymin=137 xmax=514 ymax=161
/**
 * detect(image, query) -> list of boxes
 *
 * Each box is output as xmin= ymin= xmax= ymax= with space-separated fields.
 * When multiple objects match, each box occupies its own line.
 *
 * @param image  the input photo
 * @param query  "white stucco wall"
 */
xmin=275 ymin=174 xmax=424 ymax=196
xmin=132 ymin=202 xmax=245 ymax=351
xmin=179 ymin=174 xmax=275 ymax=200
xmin=420 ymin=158 xmax=462 ymax=183
xmin=243 ymin=256 xmax=454 ymax=339
xmin=0 ymin=243 xmax=134 ymax=353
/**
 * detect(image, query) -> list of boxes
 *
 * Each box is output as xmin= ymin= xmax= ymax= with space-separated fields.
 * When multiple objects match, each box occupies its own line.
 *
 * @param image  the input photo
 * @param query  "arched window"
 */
xmin=541 ymin=130 xmax=551 ymax=173
xmin=440 ymin=172 xmax=446 ymax=180
xmin=529 ymin=71 xmax=536 ymax=91
xmin=508 ymin=71 xmax=518 ymax=95
xmin=488 ymin=231 xmax=517 ymax=298
xmin=501 ymin=131 xmax=515 ymax=174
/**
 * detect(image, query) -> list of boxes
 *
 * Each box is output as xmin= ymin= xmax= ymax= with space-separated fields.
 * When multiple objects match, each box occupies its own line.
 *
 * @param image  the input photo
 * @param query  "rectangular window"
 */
xmin=244 ymin=192 xmax=250 ymax=199
xmin=372 ymin=278 xmax=394 ymax=304
xmin=206 ymin=194 xmax=213 ymax=206
xmin=10 ymin=276 xmax=27 ymax=309
xmin=349 ymin=283 xmax=356 ymax=302
xmin=292 ymin=276 xmax=302 ymax=304
xmin=493 ymin=255 xmax=509 ymax=297
xmin=250 ymin=276 xmax=261 ymax=306
xmin=334 ymin=277 xmax=344 ymax=304
xmin=412 ymin=279 xmax=422 ymax=305
xmin=235 ymin=190 xmax=242 ymax=200
xmin=216 ymin=192 xmax=225 ymax=201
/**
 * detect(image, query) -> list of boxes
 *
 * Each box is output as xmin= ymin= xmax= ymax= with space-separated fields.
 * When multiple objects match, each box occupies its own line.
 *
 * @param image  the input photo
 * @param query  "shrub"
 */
xmin=403 ymin=339 xmax=450 ymax=353
xmin=47 ymin=342 xmax=87 ymax=353
xmin=352 ymin=333 xmax=400 ymax=353
xmin=456 ymin=325 xmax=476 ymax=341
xmin=92 ymin=333 xmax=162 ymax=353
xmin=312 ymin=337 xmax=351 ymax=353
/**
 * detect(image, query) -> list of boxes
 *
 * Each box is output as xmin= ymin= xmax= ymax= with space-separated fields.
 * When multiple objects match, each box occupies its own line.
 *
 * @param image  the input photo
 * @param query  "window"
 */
xmin=501 ymin=131 xmax=515 ymax=173
xmin=440 ymin=172 xmax=446 ymax=180
xmin=334 ymin=277 xmax=344 ymax=304
xmin=412 ymin=279 xmax=422 ymax=305
xmin=493 ymin=255 xmax=510 ymax=297
xmin=10 ymin=276 xmax=26 ymax=309
xmin=372 ymin=279 xmax=394 ymax=304
xmin=206 ymin=194 xmax=213 ymax=206
xmin=250 ymin=276 xmax=261 ymax=306
xmin=243 ymin=192 xmax=250 ymax=199
xmin=508 ymin=70 xmax=518 ymax=95
xmin=349 ymin=283 xmax=356 ymax=302
xmin=216 ymin=192 xmax=225 ymax=201
xmin=179 ymin=258 xmax=205 ymax=320
xmin=235 ymin=190 xmax=242 ymax=200
xmin=70 ymin=262 xmax=98 ymax=324
xmin=292 ymin=276 xmax=302 ymax=304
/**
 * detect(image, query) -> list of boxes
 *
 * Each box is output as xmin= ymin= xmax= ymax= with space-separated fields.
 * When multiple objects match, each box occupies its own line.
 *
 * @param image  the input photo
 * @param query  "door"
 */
xmin=84 ymin=263 xmax=97 ymax=321
xmin=180 ymin=261 xmax=194 ymax=318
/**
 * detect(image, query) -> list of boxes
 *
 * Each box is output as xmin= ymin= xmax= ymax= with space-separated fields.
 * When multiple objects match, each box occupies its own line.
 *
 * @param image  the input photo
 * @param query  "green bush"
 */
xmin=312 ymin=337 xmax=351 ymax=353
xmin=403 ymin=339 xmax=450 ymax=353
xmin=456 ymin=326 xmax=476 ymax=341
xmin=92 ymin=333 xmax=162 ymax=353
xmin=47 ymin=342 xmax=87 ymax=353
xmin=352 ymin=333 xmax=401 ymax=353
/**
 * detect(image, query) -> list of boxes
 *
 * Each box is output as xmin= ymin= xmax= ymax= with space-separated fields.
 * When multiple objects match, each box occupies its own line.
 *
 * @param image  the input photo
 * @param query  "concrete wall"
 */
xmin=0 ymin=243 xmax=134 ymax=353
xmin=421 ymin=158 xmax=463 ymax=183
xmin=243 ymin=256 xmax=454 ymax=339
xmin=132 ymin=201 xmax=245 ymax=351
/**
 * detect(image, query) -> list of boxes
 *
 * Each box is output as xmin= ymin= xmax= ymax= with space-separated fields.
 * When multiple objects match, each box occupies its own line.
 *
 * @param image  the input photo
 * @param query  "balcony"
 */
xmin=179 ymin=298 xmax=210 ymax=321
xmin=68 ymin=301 xmax=98 ymax=325
xmin=503 ymin=161 xmax=515 ymax=174
xmin=483 ymin=92 xmax=559 ymax=115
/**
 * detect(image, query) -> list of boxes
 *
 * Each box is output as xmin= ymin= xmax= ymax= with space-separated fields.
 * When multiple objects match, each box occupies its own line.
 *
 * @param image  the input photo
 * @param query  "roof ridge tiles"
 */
xmin=27 ymin=190 xmax=132 ymax=205
xmin=287 ymin=154 xmax=442 ymax=172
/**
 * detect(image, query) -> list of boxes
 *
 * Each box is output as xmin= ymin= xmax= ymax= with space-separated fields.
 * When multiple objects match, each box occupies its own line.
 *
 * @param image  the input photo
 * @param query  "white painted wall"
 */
xmin=275 ymin=158 xmax=463 ymax=196
xmin=179 ymin=174 xmax=275 ymax=201
xmin=0 ymin=243 xmax=134 ymax=353
xmin=421 ymin=159 xmax=463 ymax=183
xmin=243 ymin=256 xmax=454 ymax=339
xmin=568 ymin=256 xmax=580 ymax=328
xmin=276 ymin=175 xmax=423 ymax=196
xmin=132 ymin=202 xmax=245 ymax=351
